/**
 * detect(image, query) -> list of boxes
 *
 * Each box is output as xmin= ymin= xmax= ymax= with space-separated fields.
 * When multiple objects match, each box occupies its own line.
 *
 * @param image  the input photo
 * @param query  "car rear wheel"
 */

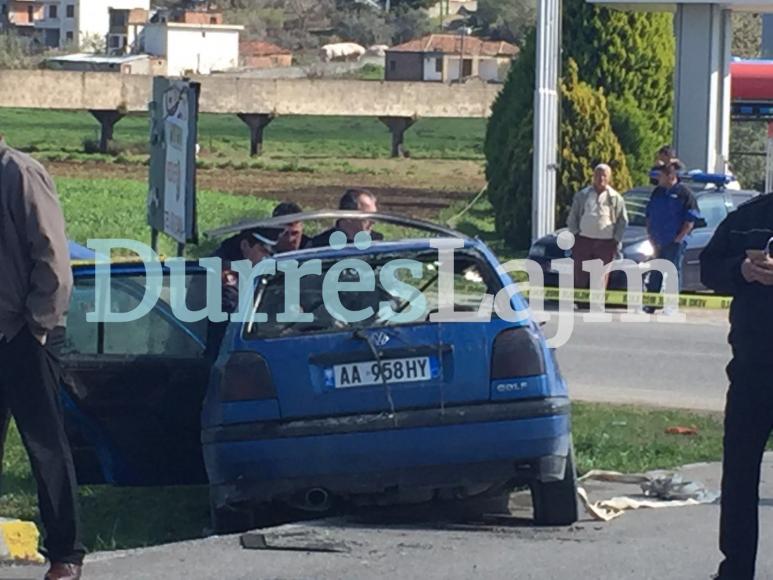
xmin=210 ymin=500 xmax=257 ymax=535
xmin=530 ymin=450 xmax=579 ymax=526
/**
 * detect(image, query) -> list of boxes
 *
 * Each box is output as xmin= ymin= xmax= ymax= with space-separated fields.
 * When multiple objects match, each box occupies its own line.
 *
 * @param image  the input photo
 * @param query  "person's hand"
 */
xmin=742 ymin=258 xmax=773 ymax=286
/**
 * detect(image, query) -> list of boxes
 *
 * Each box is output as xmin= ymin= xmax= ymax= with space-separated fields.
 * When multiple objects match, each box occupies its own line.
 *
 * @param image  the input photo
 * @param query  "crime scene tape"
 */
xmin=522 ymin=286 xmax=732 ymax=310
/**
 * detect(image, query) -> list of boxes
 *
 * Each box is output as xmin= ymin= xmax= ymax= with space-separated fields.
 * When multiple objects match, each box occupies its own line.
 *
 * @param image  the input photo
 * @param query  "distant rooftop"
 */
xmin=240 ymin=40 xmax=292 ymax=57
xmin=46 ymin=53 xmax=151 ymax=64
xmin=388 ymin=34 xmax=518 ymax=57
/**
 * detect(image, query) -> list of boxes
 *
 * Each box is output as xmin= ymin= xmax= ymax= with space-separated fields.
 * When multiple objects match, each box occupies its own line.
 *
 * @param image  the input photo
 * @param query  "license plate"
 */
xmin=332 ymin=357 xmax=433 ymax=389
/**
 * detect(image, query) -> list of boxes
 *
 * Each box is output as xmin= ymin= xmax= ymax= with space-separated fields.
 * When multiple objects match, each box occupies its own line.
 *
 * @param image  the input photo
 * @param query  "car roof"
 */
xmin=204 ymin=210 xmax=468 ymax=240
xmin=624 ymin=186 xmax=760 ymax=198
xmin=68 ymin=241 xmax=95 ymax=260
xmin=273 ymin=238 xmax=489 ymax=262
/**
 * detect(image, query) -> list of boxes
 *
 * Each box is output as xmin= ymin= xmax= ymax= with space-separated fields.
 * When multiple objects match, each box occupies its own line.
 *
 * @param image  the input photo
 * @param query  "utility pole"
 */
xmin=458 ymin=27 xmax=466 ymax=81
xmin=531 ymin=0 xmax=561 ymax=242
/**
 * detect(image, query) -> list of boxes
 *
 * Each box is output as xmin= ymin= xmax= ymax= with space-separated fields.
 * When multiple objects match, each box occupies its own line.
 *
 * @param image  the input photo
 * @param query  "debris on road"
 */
xmin=665 ymin=426 xmax=699 ymax=436
xmin=240 ymin=531 xmax=349 ymax=553
xmin=577 ymin=469 xmax=719 ymax=522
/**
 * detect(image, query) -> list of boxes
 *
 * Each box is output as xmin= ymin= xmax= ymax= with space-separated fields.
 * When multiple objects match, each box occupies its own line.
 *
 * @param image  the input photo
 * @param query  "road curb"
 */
xmin=0 ymin=518 xmax=43 ymax=563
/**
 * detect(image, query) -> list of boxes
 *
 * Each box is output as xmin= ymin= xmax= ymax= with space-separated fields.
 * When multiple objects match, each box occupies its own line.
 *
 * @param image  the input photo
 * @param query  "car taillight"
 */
xmin=221 ymin=352 xmax=276 ymax=402
xmin=491 ymin=327 xmax=546 ymax=379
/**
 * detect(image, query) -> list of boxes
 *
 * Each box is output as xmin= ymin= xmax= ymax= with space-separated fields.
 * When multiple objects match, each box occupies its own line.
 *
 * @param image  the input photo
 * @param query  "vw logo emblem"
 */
xmin=372 ymin=331 xmax=391 ymax=347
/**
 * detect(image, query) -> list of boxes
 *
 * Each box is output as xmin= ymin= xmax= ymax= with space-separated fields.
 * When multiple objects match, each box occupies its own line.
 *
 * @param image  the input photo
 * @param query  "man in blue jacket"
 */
xmin=645 ymin=160 xmax=701 ymax=311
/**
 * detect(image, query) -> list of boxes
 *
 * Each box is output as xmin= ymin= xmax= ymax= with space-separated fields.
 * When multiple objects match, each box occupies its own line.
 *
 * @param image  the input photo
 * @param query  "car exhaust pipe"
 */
xmin=303 ymin=488 xmax=331 ymax=512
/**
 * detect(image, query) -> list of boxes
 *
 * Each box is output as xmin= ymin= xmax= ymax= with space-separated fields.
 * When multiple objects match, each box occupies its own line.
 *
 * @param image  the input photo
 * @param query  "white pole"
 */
xmin=763 ymin=14 xmax=773 ymax=59
xmin=531 ymin=0 xmax=560 ymax=242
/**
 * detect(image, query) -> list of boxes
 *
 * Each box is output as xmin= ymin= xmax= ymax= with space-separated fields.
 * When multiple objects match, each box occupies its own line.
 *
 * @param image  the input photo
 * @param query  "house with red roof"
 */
xmin=385 ymin=33 xmax=518 ymax=83
xmin=240 ymin=40 xmax=293 ymax=69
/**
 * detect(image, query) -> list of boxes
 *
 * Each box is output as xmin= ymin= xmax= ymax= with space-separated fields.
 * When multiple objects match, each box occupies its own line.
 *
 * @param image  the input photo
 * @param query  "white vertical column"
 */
xmin=531 ymin=0 xmax=560 ymax=243
xmin=762 ymin=14 xmax=773 ymax=60
xmin=673 ymin=3 xmax=731 ymax=174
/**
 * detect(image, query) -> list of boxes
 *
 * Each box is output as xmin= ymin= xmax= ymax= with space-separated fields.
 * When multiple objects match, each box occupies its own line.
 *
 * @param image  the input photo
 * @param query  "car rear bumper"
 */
xmin=203 ymin=397 xmax=571 ymax=507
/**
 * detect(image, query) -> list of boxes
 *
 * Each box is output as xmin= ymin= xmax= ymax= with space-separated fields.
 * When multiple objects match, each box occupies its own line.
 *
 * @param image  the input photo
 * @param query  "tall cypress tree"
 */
xmin=562 ymin=0 xmax=675 ymax=181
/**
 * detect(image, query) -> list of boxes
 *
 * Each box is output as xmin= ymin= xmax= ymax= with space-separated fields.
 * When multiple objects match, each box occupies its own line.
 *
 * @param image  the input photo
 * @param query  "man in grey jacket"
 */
xmin=566 ymin=163 xmax=628 ymax=290
xmin=0 ymin=138 xmax=84 ymax=580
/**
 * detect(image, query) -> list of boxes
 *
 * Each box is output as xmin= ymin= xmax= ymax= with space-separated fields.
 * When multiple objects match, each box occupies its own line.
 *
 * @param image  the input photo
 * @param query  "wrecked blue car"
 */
xmin=60 ymin=213 xmax=576 ymax=533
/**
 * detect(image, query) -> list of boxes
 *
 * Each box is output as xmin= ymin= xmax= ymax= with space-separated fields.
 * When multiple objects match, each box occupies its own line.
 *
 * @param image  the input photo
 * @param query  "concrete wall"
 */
xmin=0 ymin=70 xmax=502 ymax=117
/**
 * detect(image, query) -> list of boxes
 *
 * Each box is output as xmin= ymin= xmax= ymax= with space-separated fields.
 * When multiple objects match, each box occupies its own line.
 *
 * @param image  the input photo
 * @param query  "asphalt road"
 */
xmin=6 ymin=454 xmax=771 ymax=580
xmin=545 ymin=308 xmax=732 ymax=412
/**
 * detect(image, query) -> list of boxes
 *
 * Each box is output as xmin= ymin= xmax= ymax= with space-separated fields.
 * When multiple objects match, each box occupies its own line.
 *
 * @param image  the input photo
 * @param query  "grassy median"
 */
xmin=0 ymin=403 xmax=738 ymax=551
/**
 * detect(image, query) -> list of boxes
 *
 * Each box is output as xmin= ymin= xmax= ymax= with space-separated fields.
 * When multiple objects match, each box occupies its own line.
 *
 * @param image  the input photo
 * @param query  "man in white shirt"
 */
xmin=566 ymin=163 xmax=629 ymax=289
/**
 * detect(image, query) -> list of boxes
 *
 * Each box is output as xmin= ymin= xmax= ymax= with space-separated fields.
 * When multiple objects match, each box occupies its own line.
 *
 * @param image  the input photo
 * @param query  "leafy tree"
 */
xmin=0 ymin=32 xmax=33 ymax=69
xmin=607 ymin=94 xmax=660 ymax=185
xmin=562 ymin=0 xmax=674 ymax=178
xmin=476 ymin=0 xmax=536 ymax=44
xmin=730 ymin=121 xmax=767 ymax=192
xmin=732 ymin=12 xmax=762 ymax=58
xmin=559 ymin=60 xmax=632 ymax=222
xmin=331 ymin=7 xmax=392 ymax=46
xmin=388 ymin=5 xmax=431 ymax=44
xmin=387 ymin=0 xmax=436 ymax=10
xmin=485 ymin=32 xmax=631 ymax=249
xmin=485 ymin=29 xmax=537 ymax=250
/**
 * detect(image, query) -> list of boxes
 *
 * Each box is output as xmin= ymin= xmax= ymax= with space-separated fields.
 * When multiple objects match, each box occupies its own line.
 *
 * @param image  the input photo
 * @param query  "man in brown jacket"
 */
xmin=566 ymin=163 xmax=629 ymax=290
xmin=0 ymin=138 xmax=84 ymax=580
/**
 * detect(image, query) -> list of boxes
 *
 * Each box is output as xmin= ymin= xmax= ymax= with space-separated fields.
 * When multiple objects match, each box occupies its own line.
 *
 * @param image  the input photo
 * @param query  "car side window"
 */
xmin=63 ymin=274 xmax=206 ymax=358
xmin=696 ymin=195 xmax=729 ymax=229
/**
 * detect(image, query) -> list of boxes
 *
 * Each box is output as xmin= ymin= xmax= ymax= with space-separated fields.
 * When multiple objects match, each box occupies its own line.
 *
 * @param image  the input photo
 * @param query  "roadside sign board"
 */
xmin=148 ymin=77 xmax=200 ymax=248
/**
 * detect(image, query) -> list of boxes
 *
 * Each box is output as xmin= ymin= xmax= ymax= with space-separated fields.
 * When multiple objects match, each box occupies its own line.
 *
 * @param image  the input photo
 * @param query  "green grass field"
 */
xmin=0 ymin=108 xmax=486 ymax=163
xmin=0 ymin=403 xmax=733 ymax=551
xmin=58 ymin=177 xmax=276 ymax=258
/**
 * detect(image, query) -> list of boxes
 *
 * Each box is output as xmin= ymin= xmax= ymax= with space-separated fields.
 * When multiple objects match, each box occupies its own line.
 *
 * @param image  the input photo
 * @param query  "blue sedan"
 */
xmin=61 ymin=213 xmax=577 ymax=533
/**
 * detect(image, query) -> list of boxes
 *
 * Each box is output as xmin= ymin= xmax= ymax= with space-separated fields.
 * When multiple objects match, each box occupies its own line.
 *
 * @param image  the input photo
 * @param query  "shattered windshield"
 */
xmin=243 ymin=250 xmax=501 ymax=339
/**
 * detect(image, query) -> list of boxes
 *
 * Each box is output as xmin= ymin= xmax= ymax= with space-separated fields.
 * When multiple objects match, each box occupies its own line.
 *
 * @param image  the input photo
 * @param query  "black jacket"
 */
xmin=700 ymin=194 xmax=773 ymax=363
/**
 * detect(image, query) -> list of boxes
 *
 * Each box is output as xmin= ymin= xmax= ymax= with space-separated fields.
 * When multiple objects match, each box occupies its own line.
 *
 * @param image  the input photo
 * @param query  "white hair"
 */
xmin=595 ymin=163 xmax=612 ymax=174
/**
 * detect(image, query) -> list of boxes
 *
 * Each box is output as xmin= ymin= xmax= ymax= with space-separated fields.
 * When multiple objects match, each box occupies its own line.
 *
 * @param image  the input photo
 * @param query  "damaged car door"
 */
xmin=59 ymin=263 xmax=211 ymax=486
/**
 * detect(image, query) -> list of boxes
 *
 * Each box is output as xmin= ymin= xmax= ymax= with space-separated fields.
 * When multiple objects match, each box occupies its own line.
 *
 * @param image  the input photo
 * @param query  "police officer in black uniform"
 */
xmin=700 ymin=193 xmax=773 ymax=580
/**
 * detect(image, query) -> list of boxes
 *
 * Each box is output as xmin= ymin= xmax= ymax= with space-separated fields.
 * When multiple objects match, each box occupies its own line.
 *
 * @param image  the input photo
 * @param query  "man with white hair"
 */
xmin=566 ymin=163 xmax=629 ymax=290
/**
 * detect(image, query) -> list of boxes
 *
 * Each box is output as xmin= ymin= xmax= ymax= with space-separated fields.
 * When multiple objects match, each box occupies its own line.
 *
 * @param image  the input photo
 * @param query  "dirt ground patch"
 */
xmin=47 ymin=159 xmax=486 ymax=220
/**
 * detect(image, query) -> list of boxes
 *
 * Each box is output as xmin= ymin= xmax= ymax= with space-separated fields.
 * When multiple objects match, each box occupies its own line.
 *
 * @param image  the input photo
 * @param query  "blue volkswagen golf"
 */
xmin=60 ymin=213 xmax=576 ymax=533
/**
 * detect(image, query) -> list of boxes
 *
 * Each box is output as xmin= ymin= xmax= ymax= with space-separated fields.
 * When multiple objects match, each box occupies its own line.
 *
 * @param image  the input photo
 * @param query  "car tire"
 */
xmin=530 ymin=450 xmax=579 ymax=526
xmin=210 ymin=500 xmax=256 ymax=535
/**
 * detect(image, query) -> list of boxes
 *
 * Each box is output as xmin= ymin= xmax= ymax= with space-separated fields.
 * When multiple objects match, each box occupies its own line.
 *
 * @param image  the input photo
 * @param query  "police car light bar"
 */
xmin=683 ymin=171 xmax=733 ymax=186
xmin=648 ymin=170 xmax=733 ymax=187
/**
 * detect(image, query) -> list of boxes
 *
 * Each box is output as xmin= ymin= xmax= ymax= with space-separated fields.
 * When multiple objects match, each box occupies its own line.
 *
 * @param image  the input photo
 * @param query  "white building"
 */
xmin=142 ymin=21 xmax=243 ymax=76
xmin=34 ymin=0 xmax=150 ymax=49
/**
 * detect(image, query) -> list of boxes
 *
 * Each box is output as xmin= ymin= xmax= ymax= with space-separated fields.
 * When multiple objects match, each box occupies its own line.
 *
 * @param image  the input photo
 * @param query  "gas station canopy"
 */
xmin=587 ymin=0 xmax=773 ymax=11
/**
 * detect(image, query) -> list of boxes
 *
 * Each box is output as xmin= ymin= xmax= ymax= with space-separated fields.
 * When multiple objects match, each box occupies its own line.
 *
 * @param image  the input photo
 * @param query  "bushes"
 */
xmin=82 ymin=137 xmax=148 ymax=157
